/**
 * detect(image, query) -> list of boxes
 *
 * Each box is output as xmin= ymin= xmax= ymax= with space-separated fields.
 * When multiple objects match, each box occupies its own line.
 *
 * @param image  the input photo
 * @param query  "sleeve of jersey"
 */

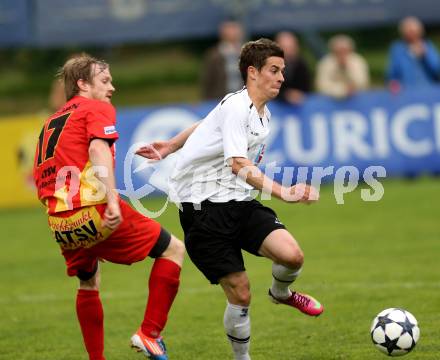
xmin=85 ymin=102 xmax=119 ymax=143
xmin=221 ymin=101 xmax=248 ymax=165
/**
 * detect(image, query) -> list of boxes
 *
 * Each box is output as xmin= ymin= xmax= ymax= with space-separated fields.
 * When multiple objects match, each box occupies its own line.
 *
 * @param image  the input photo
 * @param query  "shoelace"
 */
xmin=292 ymin=292 xmax=311 ymax=308
xmin=142 ymin=336 xmax=165 ymax=355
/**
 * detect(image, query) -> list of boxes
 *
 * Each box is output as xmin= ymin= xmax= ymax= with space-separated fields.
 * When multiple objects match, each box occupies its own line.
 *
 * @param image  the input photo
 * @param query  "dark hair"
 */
xmin=239 ymin=38 xmax=284 ymax=82
xmin=57 ymin=53 xmax=109 ymax=101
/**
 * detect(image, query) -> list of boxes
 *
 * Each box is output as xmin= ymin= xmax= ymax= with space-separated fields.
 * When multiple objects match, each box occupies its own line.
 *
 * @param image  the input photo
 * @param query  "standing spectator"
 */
xmin=316 ymin=35 xmax=369 ymax=99
xmin=387 ymin=16 xmax=440 ymax=91
xmin=201 ymin=20 xmax=244 ymax=100
xmin=275 ymin=31 xmax=312 ymax=105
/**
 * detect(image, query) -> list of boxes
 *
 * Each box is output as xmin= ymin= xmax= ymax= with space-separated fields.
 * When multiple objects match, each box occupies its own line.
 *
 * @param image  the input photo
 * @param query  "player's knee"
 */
xmin=232 ymin=286 xmax=251 ymax=306
xmin=160 ymin=236 xmax=185 ymax=266
xmin=78 ymin=271 xmax=100 ymax=290
xmin=283 ymin=248 xmax=304 ymax=270
xmin=171 ymin=236 xmax=185 ymax=255
xmin=225 ymin=277 xmax=251 ymax=306
xmin=79 ymin=280 xmax=100 ymax=291
xmin=291 ymin=249 xmax=304 ymax=269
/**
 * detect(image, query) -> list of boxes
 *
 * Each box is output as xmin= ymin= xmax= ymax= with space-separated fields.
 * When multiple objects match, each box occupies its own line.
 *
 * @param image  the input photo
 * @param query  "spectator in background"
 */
xmin=387 ymin=16 xmax=440 ymax=92
xmin=316 ymin=35 xmax=369 ymax=99
xmin=200 ymin=20 xmax=244 ymax=100
xmin=275 ymin=31 xmax=312 ymax=105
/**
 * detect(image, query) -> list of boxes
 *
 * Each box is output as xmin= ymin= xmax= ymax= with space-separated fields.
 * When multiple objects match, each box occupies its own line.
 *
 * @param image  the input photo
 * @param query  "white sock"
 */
xmin=270 ymin=263 xmax=302 ymax=299
xmin=224 ymin=302 xmax=251 ymax=360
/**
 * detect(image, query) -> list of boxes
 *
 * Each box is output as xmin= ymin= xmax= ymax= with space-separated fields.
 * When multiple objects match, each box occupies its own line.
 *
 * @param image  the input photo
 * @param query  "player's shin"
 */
xmin=141 ymin=258 xmax=181 ymax=338
xmin=76 ymin=289 xmax=105 ymax=360
xmin=270 ymin=263 xmax=302 ymax=299
xmin=224 ymin=302 xmax=251 ymax=360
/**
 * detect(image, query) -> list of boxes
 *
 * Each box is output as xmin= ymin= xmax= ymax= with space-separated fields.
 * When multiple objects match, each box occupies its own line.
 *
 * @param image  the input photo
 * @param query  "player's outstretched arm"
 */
xmin=230 ymin=157 xmax=319 ymax=204
xmin=136 ymin=121 xmax=200 ymax=160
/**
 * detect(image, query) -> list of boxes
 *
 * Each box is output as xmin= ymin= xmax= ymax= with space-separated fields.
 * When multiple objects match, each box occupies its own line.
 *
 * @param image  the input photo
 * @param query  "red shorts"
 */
xmin=48 ymin=199 xmax=163 ymax=277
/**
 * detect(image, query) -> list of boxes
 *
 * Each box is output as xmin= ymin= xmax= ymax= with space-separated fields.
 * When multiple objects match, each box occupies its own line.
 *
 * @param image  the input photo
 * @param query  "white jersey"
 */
xmin=169 ymin=87 xmax=270 ymax=204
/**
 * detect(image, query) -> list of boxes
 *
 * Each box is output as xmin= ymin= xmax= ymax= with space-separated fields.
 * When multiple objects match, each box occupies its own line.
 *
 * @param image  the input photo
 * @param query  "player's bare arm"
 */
xmin=89 ymin=138 xmax=122 ymax=230
xmin=230 ymin=157 xmax=319 ymax=203
xmin=136 ymin=121 xmax=200 ymax=160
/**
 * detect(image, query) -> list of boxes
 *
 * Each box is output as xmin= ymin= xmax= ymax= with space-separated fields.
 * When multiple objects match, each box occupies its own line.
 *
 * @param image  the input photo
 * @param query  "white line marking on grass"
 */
xmin=0 ymin=286 xmax=215 ymax=305
xmin=300 ymin=281 xmax=440 ymax=290
xmin=1 ymin=281 xmax=439 ymax=305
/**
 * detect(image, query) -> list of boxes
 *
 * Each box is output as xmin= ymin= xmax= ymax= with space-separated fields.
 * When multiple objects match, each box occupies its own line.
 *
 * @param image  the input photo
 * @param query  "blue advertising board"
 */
xmin=247 ymin=0 xmax=440 ymax=33
xmin=33 ymin=0 xmax=227 ymax=47
xmin=113 ymin=86 xmax=440 ymax=199
xmin=13 ymin=0 xmax=440 ymax=47
xmin=0 ymin=0 xmax=29 ymax=46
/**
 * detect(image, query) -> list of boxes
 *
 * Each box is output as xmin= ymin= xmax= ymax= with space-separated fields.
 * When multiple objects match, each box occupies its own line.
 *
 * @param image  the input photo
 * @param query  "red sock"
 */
xmin=76 ymin=289 xmax=105 ymax=360
xmin=141 ymin=258 xmax=181 ymax=338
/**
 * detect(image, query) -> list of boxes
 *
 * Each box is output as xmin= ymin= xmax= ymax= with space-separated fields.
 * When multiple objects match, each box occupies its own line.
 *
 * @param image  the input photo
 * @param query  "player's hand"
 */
xmin=285 ymin=184 xmax=320 ymax=204
xmin=103 ymin=200 xmax=122 ymax=230
xmin=136 ymin=141 xmax=174 ymax=161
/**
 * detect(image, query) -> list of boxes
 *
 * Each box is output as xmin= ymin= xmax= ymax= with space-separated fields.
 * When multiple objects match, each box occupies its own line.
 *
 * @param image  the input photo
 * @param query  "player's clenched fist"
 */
xmin=284 ymin=184 xmax=320 ymax=204
xmin=103 ymin=200 xmax=123 ymax=230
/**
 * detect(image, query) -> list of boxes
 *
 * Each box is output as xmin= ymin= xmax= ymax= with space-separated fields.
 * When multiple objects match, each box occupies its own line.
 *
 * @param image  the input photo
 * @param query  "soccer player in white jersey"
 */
xmin=137 ymin=38 xmax=324 ymax=359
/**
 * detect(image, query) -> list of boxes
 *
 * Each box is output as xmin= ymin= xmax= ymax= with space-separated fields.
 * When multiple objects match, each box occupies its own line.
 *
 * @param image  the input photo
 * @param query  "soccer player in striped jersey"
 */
xmin=137 ymin=39 xmax=324 ymax=360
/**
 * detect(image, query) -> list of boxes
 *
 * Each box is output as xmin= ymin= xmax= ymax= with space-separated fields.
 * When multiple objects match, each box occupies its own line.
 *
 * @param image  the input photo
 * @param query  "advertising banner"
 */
xmin=33 ymin=0 xmax=226 ymax=47
xmin=0 ymin=114 xmax=45 ymax=208
xmin=3 ymin=86 xmax=440 ymax=209
xmin=28 ymin=0 xmax=440 ymax=47
xmin=114 ymin=86 xmax=440 ymax=199
xmin=0 ymin=0 xmax=29 ymax=46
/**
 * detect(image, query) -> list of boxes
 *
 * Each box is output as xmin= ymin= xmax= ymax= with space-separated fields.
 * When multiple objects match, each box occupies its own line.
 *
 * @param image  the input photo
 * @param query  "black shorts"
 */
xmin=179 ymin=199 xmax=286 ymax=284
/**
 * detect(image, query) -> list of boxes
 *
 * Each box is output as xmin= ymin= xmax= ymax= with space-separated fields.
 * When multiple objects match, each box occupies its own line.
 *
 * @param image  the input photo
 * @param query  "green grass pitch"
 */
xmin=1 ymin=178 xmax=439 ymax=359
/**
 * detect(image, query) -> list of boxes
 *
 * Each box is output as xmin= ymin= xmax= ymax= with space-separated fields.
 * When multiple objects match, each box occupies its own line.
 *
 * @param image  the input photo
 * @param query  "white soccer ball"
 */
xmin=370 ymin=308 xmax=420 ymax=356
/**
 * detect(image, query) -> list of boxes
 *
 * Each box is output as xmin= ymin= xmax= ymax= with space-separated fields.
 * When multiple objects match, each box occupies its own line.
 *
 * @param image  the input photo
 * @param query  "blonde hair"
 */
xmin=57 ymin=53 xmax=108 ymax=101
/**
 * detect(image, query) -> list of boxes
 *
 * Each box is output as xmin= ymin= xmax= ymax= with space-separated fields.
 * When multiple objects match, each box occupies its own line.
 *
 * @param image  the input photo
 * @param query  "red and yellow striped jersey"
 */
xmin=33 ymin=96 xmax=119 ymax=214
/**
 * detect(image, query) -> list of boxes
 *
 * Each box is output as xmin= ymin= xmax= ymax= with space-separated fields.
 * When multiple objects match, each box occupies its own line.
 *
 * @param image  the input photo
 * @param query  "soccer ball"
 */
xmin=370 ymin=308 xmax=420 ymax=356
